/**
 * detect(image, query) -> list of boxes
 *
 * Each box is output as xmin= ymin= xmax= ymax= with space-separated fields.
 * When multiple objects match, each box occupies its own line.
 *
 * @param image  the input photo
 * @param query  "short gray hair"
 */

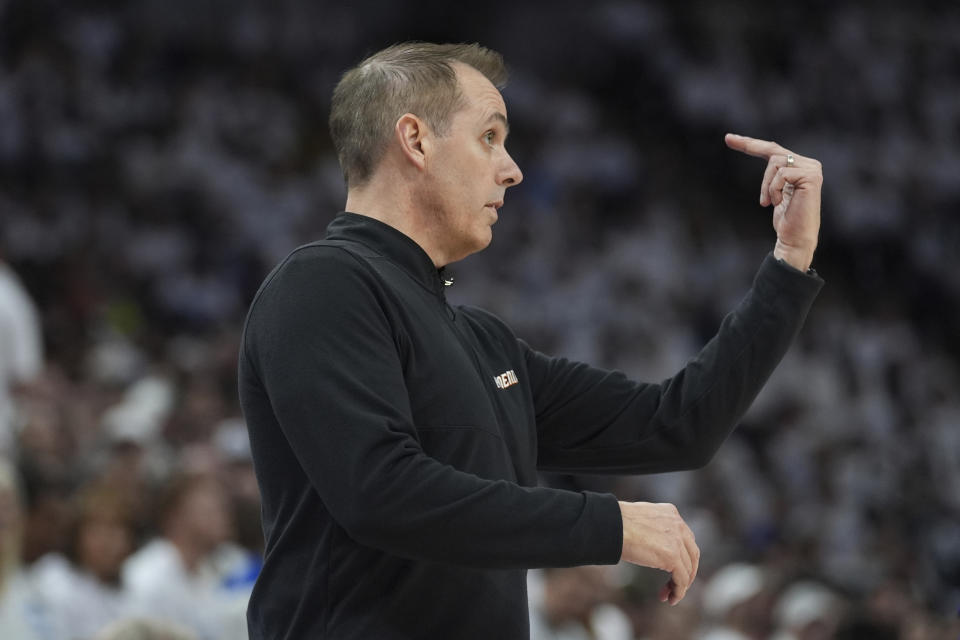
xmin=329 ymin=42 xmax=508 ymax=187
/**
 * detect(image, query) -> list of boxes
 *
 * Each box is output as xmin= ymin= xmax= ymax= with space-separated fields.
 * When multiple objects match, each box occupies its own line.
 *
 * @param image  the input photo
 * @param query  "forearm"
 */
xmin=533 ymin=253 xmax=823 ymax=473
xmin=320 ymin=438 xmax=624 ymax=569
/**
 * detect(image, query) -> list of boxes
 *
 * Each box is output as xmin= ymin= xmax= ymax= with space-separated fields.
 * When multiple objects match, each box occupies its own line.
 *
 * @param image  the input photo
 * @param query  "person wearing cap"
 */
xmin=238 ymin=42 xmax=824 ymax=639
xmin=771 ymin=581 xmax=843 ymax=640
xmin=700 ymin=563 xmax=772 ymax=640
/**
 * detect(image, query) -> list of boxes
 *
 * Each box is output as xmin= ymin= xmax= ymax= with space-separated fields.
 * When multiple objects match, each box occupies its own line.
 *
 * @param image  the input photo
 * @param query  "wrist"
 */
xmin=618 ymin=501 xmax=630 ymax=562
xmin=773 ymin=241 xmax=815 ymax=272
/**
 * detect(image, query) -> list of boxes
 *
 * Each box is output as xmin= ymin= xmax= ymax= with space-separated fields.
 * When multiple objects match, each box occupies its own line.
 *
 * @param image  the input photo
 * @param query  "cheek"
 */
xmin=442 ymin=147 xmax=485 ymax=192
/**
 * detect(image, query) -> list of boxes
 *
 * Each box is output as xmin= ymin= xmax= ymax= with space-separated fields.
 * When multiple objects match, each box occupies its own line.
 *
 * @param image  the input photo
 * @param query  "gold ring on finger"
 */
xmin=786 ymin=154 xmax=795 ymax=167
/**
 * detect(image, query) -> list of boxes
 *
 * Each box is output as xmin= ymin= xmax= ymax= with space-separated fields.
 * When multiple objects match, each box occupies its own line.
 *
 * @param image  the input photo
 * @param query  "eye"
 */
xmin=483 ymin=130 xmax=496 ymax=145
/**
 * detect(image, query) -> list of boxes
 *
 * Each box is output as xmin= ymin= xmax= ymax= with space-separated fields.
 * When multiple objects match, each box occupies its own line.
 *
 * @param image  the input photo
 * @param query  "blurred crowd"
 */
xmin=0 ymin=0 xmax=958 ymax=638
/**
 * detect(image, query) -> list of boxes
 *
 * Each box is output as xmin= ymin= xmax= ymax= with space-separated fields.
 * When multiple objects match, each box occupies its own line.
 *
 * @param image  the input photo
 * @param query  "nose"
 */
xmin=498 ymin=150 xmax=523 ymax=187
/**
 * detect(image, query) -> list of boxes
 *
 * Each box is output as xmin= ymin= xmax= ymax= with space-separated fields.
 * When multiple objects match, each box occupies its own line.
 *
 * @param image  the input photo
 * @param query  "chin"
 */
xmin=476 ymin=228 xmax=493 ymax=251
xmin=452 ymin=233 xmax=492 ymax=263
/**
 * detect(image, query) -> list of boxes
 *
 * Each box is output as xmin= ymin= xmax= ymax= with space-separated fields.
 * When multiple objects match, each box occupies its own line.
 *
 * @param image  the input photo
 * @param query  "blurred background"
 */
xmin=0 ymin=0 xmax=958 ymax=638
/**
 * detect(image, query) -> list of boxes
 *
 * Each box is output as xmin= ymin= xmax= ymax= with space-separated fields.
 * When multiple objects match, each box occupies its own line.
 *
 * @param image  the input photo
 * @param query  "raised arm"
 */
xmin=529 ymin=135 xmax=824 ymax=474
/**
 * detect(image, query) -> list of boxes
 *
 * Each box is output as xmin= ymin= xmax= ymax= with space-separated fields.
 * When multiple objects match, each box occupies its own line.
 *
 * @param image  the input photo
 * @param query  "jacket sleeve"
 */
xmin=526 ymin=254 xmax=824 ymax=474
xmin=241 ymin=246 xmax=623 ymax=569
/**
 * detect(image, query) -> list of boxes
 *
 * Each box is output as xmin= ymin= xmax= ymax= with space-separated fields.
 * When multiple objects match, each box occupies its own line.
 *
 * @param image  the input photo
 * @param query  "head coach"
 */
xmin=238 ymin=42 xmax=824 ymax=639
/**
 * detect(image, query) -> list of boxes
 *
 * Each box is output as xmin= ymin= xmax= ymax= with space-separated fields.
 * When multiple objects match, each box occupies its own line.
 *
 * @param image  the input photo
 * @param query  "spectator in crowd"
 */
xmin=36 ymin=484 xmax=138 ymax=640
xmin=18 ymin=457 xmax=74 ymax=568
xmin=529 ymin=566 xmax=633 ymax=640
xmin=211 ymin=419 xmax=263 ymax=560
xmin=122 ymin=472 xmax=242 ymax=640
xmin=698 ymin=563 xmax=773 ymax=640
xmin=770 ymin=580 xmax=843 ymax=640
xmin=0 ymin=257 xmax=44 ymax=454
xmin=0 ymin=457 xmax=45 ymax=639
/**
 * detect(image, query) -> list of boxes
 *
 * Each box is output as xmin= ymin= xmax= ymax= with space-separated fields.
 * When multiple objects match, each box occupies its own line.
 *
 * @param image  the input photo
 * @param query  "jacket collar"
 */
xmin=324 ymin=212 xmax=448 ymax=294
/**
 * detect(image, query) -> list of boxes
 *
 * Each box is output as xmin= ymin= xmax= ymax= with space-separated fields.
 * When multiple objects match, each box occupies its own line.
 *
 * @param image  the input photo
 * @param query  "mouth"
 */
xmin=485 ymin=201 xmax=503 ymax=211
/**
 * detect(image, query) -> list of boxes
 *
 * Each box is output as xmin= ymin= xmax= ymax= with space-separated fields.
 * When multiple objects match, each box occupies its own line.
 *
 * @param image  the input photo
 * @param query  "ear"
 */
xmin=395 ymin=113 xmax=428 ymax=172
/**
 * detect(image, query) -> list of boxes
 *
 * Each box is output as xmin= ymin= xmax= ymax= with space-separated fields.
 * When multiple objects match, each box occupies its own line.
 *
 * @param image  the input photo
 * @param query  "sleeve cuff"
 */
xmin=756 ymin=252 xmax=825 ymax=300
xmin=775 ymin=255 xmax=819 ymax=278
xmin=583 ymin=491 xmax=624 ymax=566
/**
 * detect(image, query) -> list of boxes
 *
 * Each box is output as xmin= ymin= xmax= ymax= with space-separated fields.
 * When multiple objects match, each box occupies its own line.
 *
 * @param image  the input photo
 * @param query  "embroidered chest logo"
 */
xmin=493 ymin=369 xmax=519 ymax=390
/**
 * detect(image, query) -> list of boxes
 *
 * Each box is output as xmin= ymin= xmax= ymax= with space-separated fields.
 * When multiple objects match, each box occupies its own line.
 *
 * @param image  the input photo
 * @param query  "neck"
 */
xmin=345 ymin=176 xmax=451 ymax=268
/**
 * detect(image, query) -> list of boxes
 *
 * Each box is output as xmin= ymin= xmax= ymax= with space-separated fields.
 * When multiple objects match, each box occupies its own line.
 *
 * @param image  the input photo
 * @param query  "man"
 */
xmin=238 ymin=42 xmax=823 ymax=639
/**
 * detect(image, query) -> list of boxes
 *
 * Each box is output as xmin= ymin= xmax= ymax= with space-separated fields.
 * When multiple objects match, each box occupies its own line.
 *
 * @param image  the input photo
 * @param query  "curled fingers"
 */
xmin=768 ymin=166 xmax=809 ymax=206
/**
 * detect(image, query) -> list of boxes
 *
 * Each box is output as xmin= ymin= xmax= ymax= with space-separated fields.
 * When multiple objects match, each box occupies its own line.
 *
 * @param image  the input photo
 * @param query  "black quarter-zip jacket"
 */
xmin=238 ymin=212 xmax=823 ymax=639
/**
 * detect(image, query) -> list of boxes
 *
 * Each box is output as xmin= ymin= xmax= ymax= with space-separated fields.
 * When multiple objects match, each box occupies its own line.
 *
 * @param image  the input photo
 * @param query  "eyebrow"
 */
xmin=483 ymin=112 xmax=510 ymax=134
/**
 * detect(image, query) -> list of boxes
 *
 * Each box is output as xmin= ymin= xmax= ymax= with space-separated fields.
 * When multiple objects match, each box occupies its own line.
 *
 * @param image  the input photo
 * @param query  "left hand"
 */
xmin=724 ymin=133 xmax=822 ymax=272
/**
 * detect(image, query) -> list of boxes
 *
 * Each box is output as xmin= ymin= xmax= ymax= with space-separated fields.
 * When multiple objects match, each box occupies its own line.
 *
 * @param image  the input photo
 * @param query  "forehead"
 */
xmin=452 ymin=63 xmax=507 ymax=120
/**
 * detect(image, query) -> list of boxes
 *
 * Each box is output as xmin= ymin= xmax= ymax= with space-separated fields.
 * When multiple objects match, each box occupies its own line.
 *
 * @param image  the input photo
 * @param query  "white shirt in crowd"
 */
xmin=31 ymin=553 xmax=133 ymax=640
xmin=122 ymin=539 xmax=252 ymax=640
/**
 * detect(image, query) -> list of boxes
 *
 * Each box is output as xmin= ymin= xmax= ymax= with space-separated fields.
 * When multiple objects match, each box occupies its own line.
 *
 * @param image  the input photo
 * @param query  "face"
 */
xmin=420 ymin=63 xmax=523 ymax=264
xmin=78 ymin=516 xmax=133 ymax=583
xmin=181 ymin=480 xmax=233 ymax=550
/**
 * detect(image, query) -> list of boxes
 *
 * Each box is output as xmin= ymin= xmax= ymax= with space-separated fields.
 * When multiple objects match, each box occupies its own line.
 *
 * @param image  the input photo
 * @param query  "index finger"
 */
xmin=724 ymin=133 xmax=789 ymax=159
